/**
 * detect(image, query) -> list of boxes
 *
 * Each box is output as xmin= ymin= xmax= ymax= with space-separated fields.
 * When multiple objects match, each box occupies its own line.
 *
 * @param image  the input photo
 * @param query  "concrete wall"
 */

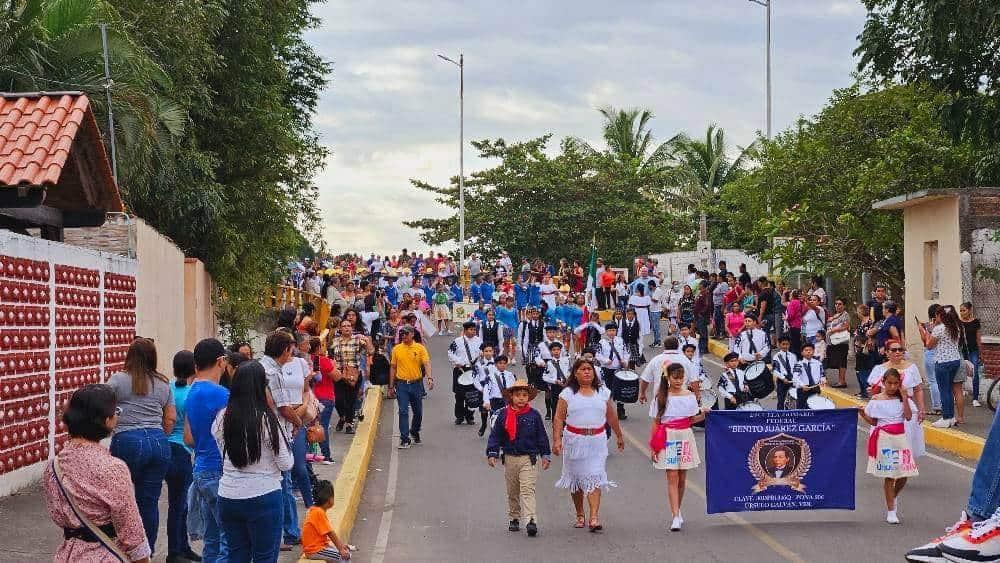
xmin=650 ymin=246 xmax=769 ymax=284
xmin=183 ymin=258 xmax=217 ymax=349
xmin=134 ymin=219 xmax=186 ymax=372
xmin=901 ymin=197 xmax=962 ymax=364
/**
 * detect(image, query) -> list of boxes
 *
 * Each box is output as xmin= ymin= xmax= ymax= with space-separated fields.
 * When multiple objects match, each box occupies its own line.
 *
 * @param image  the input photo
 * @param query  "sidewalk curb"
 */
xmin=705 ymin=339 xmax=984 ymax=460
xmin=300 ymin=386 xmax=382 ymax=560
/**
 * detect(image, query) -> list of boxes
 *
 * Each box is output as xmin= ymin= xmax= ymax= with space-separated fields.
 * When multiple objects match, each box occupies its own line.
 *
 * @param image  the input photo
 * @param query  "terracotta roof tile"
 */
xmin=0 ymin=93 xmax=89 ymax=188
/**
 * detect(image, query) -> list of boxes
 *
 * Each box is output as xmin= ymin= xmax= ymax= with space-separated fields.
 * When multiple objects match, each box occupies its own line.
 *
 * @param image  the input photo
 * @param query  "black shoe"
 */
xmin=466 ymin=416 xmax=475 ymax=425
xmin=617 ymin=404 xmax=627 ymax=420
xmin=345 ymin=424 xmax=355 ymax=434
xmin=509 ymin=519 xmax=520 ymax=532
xmin=478 ymin=427 xmax=486 ymax=437
xmin=410 ymin=431 xmax=421 ymax=444
xmin=526 ymin=520 xmax=538 ymax=537
xmin=544 ymin=413 xmax=551 ymax=421
xmin=358 ymin=412 xmax=365 ymax=422
xmin=336 ymin=419 xmax=345 ymax=432
xmin=455 ymin=418 xmax=464 ymax=425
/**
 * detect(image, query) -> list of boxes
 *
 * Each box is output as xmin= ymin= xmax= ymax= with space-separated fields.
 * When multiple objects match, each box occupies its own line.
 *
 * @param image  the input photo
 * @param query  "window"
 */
xmin=924 ymin=241 xmax=940 ymax=300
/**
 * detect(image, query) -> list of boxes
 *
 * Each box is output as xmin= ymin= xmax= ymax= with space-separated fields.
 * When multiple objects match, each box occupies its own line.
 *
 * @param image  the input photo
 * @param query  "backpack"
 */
xmin=369 ymin=352 xmax=390 ymax=386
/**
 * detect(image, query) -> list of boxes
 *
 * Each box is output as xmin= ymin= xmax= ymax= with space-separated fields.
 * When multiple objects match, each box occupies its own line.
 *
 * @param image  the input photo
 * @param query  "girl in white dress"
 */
xmin=627 ymin=285 xmax=653 ymax=336
xmin=649 ymin=363 xmax=707 ymax=531
xmin=859 ymin=368 xmax=918 ymax=524
xmin=553 ymin=359 xmax=625 ymax=532
xmin=866 ymin=340 xmax=927 ymax=458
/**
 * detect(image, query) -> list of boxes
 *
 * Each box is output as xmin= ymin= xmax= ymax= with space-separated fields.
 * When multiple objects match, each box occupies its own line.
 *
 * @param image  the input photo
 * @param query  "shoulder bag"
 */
xmin=51 ymin=457 xmax=129 ymax=562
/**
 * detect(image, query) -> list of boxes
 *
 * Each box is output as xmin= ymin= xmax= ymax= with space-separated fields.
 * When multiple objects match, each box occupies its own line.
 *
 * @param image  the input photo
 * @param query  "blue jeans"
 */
xmin=856 ymin=368 xmax=871 ymax=399
xmin=649 ymin=311 xmax=662 ymax=343
xmin=281 ymin=471 xmax=300 ymax=543
xmin=291 ymin=428 xmax=313 ymax=507
xmin=191 ymin=470 xmax=228 ymax=562
xmin=924 ymin=348 xmax=942 ymax=410
xmin=319 ymin=399 xmax=335 ymax=460
xmin=110 ymin=428 xmax=171 ymax=553
xmin=968 ymin=407 xmax=1000 ymax=520
xmin=696 ymin=316 xmax=709 ymax=353
xmin=713 ymin=304 xmax=724 ymax=336
xmin=396 ymin=380 xmax=425 ymax=443
xmin=219 ymin=490 xmax=283 ymax=563
xmin=935 ymin=359 xmax=961 ymax=419
xmin=969 ymin=349 xmax=981 ymax=400
xmin=165 ymin=442 xmax=193 ymax=556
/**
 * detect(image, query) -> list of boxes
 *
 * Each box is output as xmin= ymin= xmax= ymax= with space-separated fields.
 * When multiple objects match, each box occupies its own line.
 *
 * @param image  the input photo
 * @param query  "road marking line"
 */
xmin=370 ymin=404 xmax=401 ymax=563
xmin=619 ymin=426 xmax=807 ymax=563
xmin=701 ymin=356 xmax=977 ymax=473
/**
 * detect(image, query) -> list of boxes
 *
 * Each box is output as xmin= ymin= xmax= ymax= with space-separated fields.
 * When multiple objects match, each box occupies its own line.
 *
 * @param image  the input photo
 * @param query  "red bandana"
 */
xmin=505 ymin=404 xmax=531 ymax=441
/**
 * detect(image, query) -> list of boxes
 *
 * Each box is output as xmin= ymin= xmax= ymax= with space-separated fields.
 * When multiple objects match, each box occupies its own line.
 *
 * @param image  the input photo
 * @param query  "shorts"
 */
xmin=432 ymin=304 xmax=451 ymax=321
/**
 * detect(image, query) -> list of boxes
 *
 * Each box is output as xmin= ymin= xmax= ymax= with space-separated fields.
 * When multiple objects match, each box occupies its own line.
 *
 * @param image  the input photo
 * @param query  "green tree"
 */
xmin=721 ymin=84 xmax=979 ymax=291
xmin=570 ymin=106 xmax=678 ymax=177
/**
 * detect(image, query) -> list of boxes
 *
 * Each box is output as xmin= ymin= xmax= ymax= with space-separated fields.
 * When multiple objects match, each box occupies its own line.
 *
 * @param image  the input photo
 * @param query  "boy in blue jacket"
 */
xmin=486 ymin=378 xmax=551 ymax=537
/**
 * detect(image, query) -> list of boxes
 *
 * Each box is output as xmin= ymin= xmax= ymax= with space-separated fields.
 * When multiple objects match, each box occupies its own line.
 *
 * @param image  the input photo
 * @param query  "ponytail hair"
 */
xmin=655 ymin=363 xmax=686 ymax=419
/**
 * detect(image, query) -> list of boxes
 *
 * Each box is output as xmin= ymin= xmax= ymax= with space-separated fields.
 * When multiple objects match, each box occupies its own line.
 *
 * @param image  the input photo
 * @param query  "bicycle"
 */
xmin=988 ymin=377 xmax=1000 ymax=412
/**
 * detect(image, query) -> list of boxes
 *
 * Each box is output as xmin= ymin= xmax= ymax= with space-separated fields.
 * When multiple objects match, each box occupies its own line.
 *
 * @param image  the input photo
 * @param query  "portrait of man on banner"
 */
xmin=749 ymin=433 xmax=811 ymax=493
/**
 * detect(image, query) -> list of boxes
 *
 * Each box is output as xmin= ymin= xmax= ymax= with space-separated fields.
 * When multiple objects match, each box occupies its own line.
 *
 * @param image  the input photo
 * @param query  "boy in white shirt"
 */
xmin=474 ymin=343 xmax=498 ymax=436
xmin=770 ymin=336 xmax=798 ymax=410
xmin=482 ymin=355 xmax=517 ymax=413
xmin=792 ymin=342 xmax=826 ymax=409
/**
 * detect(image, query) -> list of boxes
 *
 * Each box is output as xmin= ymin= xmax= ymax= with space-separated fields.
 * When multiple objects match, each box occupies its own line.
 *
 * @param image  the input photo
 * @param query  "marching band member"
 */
xmin=717 ymin=352 xmax=750 ymax=409
xmin=574 ymin=311 xmax=603 ymax=355
xmin=483 ymin=355 xmax=517 ymax=413
xmin=495 ymin=296 xmax=519 ymax=364
xmin=792 ymin=342 xmax=825 ymax=409
xmin=534 ymin=325 xmax=561 ymax=418
xmin=542 ymin=342 xmax=572 ymax=421
xmin=479 ymin=308 xmax=507 ymax=353
xmin=597 ymin=322 xmax=631 ymax=420
xmin=858 ymin=368 xmax=918 ymax=524
xmin=514 ymin=277 xmax=530 ymax=320
xmin=618 ymin=308 xmax=645 ymax=370
xmin=518 ymin=307 xmax=546 ymax=389
xmin=771 ymin=336 xmax=798 ymax=410
xmin=480 ymin=274 xmax=496 ymax=306
xmin=650 ymin=362 xmax=707 ymax=532
xmin=474 ymin=343 xmax=499 ymax=437
xmin=448 ymin=321 xmax=483 ymax=426
xmin=469 ymin=274 xmax=483 ymax=305
xmin=734 ymin=314 xmax=770 ymax=366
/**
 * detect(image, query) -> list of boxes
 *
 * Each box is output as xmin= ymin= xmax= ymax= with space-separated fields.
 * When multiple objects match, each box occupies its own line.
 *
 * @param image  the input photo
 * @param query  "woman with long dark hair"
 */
xmin=552 ymin=359 xmax=624 ymax=532
xmin=919 ymin=305 xmax=965 ymax=428
xmin=215 ymin=361 xmax=293 ymax=561
xmin=107 ymin=338 xmax=176 ymax=553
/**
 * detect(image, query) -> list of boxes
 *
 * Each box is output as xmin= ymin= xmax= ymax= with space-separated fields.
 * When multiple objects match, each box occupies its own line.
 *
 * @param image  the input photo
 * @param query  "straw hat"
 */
xmin=501 ymin=378 xmax=539 ymax=402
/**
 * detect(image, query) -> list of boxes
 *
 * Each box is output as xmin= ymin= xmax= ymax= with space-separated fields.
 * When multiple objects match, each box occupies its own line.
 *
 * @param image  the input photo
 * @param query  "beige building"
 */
xmin=873 ymin=188 xmax=1000 ymax=373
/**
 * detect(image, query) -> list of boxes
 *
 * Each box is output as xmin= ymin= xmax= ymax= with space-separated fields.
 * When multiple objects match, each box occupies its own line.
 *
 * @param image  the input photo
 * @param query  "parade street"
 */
xmin=343 ymin=336 xmax=980 ymax=563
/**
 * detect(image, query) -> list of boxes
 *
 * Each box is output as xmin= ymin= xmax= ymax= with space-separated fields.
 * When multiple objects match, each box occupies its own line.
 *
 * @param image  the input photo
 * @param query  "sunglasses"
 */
xmin=889 ymin=347 xmax=905 ymax=353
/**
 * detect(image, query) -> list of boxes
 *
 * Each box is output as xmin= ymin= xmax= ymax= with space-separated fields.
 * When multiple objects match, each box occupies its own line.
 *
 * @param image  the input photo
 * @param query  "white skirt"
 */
xmin=905 ymin=399 xmax=926 ymax=458
xmin=652 ymin=427 xmax=701 ymax=471
xmin=867 ymin=430 xmax=919 ymax=479
xmin=555 ymin=431 xmax=616 ymax=494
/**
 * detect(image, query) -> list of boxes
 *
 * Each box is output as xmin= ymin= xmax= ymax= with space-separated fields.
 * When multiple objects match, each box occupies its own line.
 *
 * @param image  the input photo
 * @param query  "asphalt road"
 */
xmin=349 ymin=335 xmax=984 ymax=563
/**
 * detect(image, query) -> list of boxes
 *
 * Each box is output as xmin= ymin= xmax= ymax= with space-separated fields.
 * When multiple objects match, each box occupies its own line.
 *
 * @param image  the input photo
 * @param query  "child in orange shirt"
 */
xmin=302 ymin=480 xmax=352 ymax=561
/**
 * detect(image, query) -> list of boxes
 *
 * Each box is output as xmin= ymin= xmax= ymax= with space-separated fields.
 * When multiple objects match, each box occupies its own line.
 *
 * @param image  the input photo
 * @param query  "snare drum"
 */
xmin=743 ymin=362 xmax=775 ymax=400
xmin=612 ymin=370 xmax=640 ymax=404
xmin=456 ymin=371 xmax=477 ymax=387
xmin=806 ymin=395 xmax=836 ymax=410
xmin=784 ymin=387 xmax=799 ymax=410
xmin=700 ymin=388 xmax=718 ymax=409
xmin=736 ymin=402 xmax=764 ymax=411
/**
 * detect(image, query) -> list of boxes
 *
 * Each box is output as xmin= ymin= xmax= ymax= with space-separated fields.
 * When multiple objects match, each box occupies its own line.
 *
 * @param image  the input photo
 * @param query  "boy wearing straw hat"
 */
xmin=486 ymin=378 xmax=551 ymax=537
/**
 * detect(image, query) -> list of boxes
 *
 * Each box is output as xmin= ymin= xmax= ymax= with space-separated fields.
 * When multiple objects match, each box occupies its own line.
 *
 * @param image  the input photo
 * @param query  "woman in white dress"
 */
xmin=552 ymin=359 xmax=625 ymax=532
xmin=539 ymin=274 xmax=558 ymax=311
xmin=627 ymin=285 xmax=653 ymax=337
xmin=858 ymin=368 xmax=918 ymax=524
xmin=866 ymin=339 xmax=926 ymax=458
xmin=649 ymin=363 xmax=707 ymax=532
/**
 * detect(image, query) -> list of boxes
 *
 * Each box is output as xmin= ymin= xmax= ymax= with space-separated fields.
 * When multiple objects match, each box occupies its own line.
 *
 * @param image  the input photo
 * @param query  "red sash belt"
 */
xmin=649 ymin=418 xmax=693 ymax=452
xmin=565 ymin=425 xmax=604 ymax=436
xmin=868 ymin=422 xmax=905 ymax=457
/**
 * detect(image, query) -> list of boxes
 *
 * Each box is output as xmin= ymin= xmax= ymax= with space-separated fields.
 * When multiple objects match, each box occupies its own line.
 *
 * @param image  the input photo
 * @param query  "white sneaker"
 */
xmin=905 ymin=511 xmax=973 ymax=562
xmin=940 ymin=508 xmax=1000 ymax=563
xmin=888 ymin=510 xmax=900 ymax=524
xmin=932 ymin=418 xmax=956 ymax=428
xmin=670 ymin=516 xmax=682 ymax=531
xmin=973 ymin=400 xmax=982 ymax=408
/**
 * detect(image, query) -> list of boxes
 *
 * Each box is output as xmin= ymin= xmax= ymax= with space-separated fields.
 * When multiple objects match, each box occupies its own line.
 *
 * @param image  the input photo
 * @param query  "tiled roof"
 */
xmin=0 ymin=93 xmax=89 ymax=187
xmin=0 ymin=92 xmax=122 ymax=212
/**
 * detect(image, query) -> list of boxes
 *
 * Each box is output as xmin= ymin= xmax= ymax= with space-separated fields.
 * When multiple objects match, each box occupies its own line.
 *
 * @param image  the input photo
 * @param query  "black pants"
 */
xmin=452 ymin=367 xmax=473 ymax=421
xmin=789 ymin=327 xmax=802 ymax=357
xmin=598 ymin=287 xmax=611 ymax=310
xmin=797 ymin=388 xmax=818 ymax=409
xmin=775 ymin=380 xmax=792 ymax=410
xmin=526 ymin=363 xmax=544 ymax=390
xmin=546 ymin=383 xmax=563 ymax=418
xmin=334 ymin=380 xmax=360 ymax=424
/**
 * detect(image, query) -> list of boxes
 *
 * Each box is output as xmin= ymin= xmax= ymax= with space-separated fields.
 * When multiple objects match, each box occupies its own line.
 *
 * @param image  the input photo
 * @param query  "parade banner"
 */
xmin=705 ymin=408 xmax=857 ymax=514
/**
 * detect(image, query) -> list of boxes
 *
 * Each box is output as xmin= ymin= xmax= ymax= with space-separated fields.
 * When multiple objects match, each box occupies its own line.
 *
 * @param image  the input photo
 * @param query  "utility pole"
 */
xmin=100 ymin=24 xmax=119 ymax=186
xmin=437 ymin=53 xmax=465 ymax=269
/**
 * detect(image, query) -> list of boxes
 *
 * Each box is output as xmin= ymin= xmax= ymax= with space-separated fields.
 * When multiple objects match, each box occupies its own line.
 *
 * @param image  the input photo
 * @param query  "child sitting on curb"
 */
xmin=486 ymin=378 xmax=552 ymax=537
xmin=302 ymin=480 xmax=353 ymax=560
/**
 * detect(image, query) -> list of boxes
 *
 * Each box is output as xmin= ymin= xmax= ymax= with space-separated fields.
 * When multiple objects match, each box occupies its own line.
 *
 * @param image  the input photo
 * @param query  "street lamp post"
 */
xmin=438 ymin=53 xmax=465 ymax=269
xmin=749 ymin=0 xmax=774 ymax=274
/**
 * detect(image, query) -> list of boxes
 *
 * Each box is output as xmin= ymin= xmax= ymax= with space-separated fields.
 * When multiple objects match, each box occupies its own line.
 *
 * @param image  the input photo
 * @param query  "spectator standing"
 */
xmin=712 ymin=275 xmax=729 ymax=338
xmin=107 ymin=338 xmax=176 ymax=554
xmin=311 ymin=337 xmax=340 ymax=464
xmin=166 ymin=351 xmax=201 ymax=562
xmin=919 ymin=305 xmax=965 ymax=428
xmin=648 ymin=280 xmax=664 ymax=347
xmin=693 ymin=281 xmax=712 ymax=354
xmin=921 ymin=304 xmax=943 ymax=414
xmin=959 ymin=302 xmax=983 ymax=407
xmin=785 ymin=290 xmax=804 ymax=356
xmin=875 ymin=301 xmax=904 ymax=361
xmin=184 ymin=338 xmax=232 ymax=562
xmin=825 ymin=299 xmax=851 ymax=388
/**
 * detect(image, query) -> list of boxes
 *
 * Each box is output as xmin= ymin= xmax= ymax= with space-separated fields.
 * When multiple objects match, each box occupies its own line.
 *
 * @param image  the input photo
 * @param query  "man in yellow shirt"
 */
xmin=388 ymin=326 xmax=433 ymax=449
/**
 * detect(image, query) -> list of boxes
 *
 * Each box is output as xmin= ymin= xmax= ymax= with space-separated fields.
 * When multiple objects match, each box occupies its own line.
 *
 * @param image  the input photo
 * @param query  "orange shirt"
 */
xmin=600 ymin=270 xmax=616 ymax=288
xmin=302 ymin=506 xmax=333 ymax=555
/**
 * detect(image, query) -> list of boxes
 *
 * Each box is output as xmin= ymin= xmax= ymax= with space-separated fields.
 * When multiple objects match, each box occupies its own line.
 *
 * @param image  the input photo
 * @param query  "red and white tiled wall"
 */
xmin=0 ymin=231 xmax=136 ymax=495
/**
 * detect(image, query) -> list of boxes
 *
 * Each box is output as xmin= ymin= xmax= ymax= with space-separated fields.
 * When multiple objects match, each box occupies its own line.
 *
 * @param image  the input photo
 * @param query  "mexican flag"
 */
xmin=584 ymin=238 xmax=597 ymax=309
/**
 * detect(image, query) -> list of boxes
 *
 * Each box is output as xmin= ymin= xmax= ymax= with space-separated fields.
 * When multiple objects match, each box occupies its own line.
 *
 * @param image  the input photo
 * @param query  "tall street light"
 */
xmin=749 ymin=0 xmax=774 ymax=274
xmin=438 ymin=53 xmax=465 ymax=269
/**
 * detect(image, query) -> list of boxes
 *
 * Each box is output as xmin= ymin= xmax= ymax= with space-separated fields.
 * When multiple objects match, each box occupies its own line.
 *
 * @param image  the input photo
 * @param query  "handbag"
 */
xmin=830 ymin=330 xmax=850 ymax=346
xmin=306 ymin=423 xmax=326 ymax=444
xmin=51 ymin=457 xmax=128 ymax=562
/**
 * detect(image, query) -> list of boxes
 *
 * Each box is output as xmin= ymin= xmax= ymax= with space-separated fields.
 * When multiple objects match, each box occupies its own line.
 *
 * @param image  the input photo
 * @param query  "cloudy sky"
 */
xmin=306 ymin=0 xmax=868 ymax=256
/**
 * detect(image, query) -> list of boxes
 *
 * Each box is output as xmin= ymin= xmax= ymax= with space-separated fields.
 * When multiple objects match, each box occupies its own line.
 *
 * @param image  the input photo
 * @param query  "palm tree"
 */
xmin=663 ymin=124 xmax=752 ymax=241
xmin=570 ymin=105 xmax=679 ymax=176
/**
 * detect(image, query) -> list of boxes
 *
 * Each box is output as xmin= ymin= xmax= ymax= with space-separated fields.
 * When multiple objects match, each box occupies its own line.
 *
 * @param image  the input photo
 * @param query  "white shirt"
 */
xmin=771 ymin=350 xmax=798 ymax=382
xmin=656 ymin=393 xmax=700 ymax=423
xmin=734 ymin=328 xmax=770 ymax=363
xmin=542 ymin=355 xmax=572 ymax=385
xmin=650 ymin=287 xmax=665 ymax=313
xmin=864 ymin=398 xmax=906 ymax=426
xmin=640 ymin=350 xmax=696 ymax=418
xmin=718 ymin=367 xmax=748 ymax=400
xmin=560 ymin=386 xmax=611 ymax=428
xmin=666 ymin=289 xmax=682 ymax=317
xmin=802 ymin=307 xmax=826 ymax=338
xmin=261 ymin=355 xmax=305 ymax=436
xmin=597 ymin=337 xmax=630 ymax=370
xmin=213 ymin=409 xmax=294 ymax=500
xmin=472 ymin=359 xmax=495 ymax=392
xmin=482 ymin=369 xmax=516 ymax=404
xmin=792 ymin=358 xmax=826 ymax=389
xmin=448 ymin=335 xmax=483 ymax=367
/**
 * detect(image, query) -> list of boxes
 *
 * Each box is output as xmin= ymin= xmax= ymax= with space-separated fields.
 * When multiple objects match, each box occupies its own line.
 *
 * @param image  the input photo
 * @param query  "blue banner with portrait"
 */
xmin=705 ymin=408 xmax=857 ymax=514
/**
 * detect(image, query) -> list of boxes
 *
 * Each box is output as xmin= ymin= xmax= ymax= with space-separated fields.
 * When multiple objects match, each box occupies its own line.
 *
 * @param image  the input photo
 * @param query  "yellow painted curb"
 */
xmin=299 ymin=386 xmax=382 ymax=561
xmin=705 ymin=338 xmax=985 ymax=461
